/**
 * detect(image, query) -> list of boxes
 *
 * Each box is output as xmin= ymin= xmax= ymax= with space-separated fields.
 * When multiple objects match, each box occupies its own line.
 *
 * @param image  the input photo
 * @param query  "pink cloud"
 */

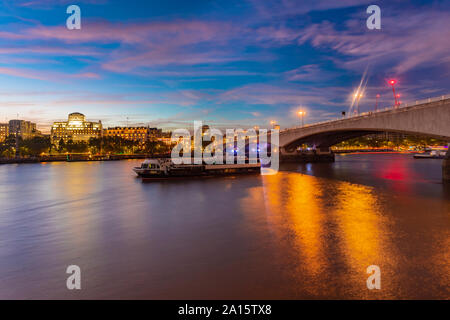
xmin=17 ymin=20 xmax=233 ymax=45
xmin=219 ymin=83 xmax=347 ymax=107
xmin=0 ymin=46 xmax=101 ymax=56
xmin=296 ymin=10 xmax=450 ymax=74
xmin=73 ymin=72 xmax=101 ymax=79
xmin=285 ymin=64 xmax=336 ymax=82
xmin=0 ymin=66 xmax=101 ymax=81
xmin=0 ymin=66 xmax=45 ymax=80
xmin=14 ymin=0 xmax=107 ymax=8
xmin=0 ymin=19 xmax=247 ymax=73
xmin=249 ymin=0 xmax=371 ymax=18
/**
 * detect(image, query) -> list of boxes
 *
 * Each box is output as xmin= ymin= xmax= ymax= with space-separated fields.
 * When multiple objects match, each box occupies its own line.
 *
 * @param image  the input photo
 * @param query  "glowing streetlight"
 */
xmin=353 ymin=91 xmax=364 ymax=114
xmin=388 ymin=79 xmax=399 ymax=107
xmin=270 ymin=120 xmax=276 ymax=128
xmin=298 ymin=111 xmax=306 ymax=127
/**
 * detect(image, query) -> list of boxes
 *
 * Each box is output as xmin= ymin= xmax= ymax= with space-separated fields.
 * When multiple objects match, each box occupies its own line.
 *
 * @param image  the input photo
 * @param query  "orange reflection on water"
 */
xmin=333 ymin=183 xmax=383 ymax=267
xmin=331 ymin=182 xmax=399 ymax=298
xmin=259 ymin=172 xmax=397 ymax=298
xmin=46 ymin=162 xmax=101 ymax=248
xmin=260 ymin=172 xmax=329 ymax=295
xmin=283 ymin=173 xmax=326 ymax=277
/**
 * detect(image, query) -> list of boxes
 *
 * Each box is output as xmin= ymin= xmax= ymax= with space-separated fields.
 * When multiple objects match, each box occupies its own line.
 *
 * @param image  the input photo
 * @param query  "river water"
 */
xmin=0 ymin=154 xmax=448 ymax=299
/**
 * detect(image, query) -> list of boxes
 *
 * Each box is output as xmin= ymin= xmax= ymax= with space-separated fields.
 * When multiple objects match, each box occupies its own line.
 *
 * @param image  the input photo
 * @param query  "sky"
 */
xmin=0 ymin=0 xmax=449 ymax=133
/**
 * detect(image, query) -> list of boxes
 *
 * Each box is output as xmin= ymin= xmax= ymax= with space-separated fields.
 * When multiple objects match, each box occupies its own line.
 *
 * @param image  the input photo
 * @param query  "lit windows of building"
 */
xmin=157 ymin=137 xmax=173 ymax=145
xmin=51 ymin=112 xmax=102 ymax=145
xmin=103 ymin=127 xmax=152 ymax=144
xmin=0 ymin=123 xmax=9 ymax=142
xmin=103 ymin=127 xmax=166 ymax=146
xmin=149 ymin=127 xmax=162 ymax=137
xmin=8 ymin=120 xmax=40 ymax=139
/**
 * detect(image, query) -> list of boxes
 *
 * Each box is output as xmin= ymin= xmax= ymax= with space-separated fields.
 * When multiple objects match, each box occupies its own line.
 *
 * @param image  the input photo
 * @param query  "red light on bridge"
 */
xmin=388 ymin=79 xmax=397 ymax=86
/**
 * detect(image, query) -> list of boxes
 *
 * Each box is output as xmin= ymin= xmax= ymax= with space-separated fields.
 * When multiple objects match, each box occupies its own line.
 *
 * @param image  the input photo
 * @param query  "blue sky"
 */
xmin=0 ymin=0 xmax=449 ymax=132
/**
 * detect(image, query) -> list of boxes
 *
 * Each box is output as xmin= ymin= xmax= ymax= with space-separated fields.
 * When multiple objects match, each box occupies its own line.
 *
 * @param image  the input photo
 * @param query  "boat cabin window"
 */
xmin=142 ymin=162 xmax=160 ymax=169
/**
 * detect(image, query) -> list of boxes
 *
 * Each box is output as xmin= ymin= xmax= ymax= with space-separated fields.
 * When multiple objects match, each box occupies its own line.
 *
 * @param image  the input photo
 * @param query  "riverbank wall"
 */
xmin=333 ymin=148 xmax=397 ymax=154
xmin=280 ymin=153 xmax=335 ymax=163
xmin=0 ymin=154 xmax=170 ymax=165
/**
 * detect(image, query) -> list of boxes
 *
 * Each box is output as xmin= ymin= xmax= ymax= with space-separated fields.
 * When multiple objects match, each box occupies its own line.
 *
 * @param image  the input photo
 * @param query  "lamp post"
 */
xmin=270 ymin=120 xmax=276 ymax=129
xmin=388 ymin=79 xmax=398 ymax=107
xmin=375 ymin=94 xmax=380 ymax=111
xmin=354 ymin=92 xmax=363 ymax=114
xmin=298 ymin=111 xmax=305 ymax=127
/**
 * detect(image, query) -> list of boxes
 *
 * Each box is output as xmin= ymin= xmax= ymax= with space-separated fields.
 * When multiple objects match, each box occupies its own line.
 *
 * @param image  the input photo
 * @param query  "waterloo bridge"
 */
xmin=273 ymin=95 xmax=450 ymax=181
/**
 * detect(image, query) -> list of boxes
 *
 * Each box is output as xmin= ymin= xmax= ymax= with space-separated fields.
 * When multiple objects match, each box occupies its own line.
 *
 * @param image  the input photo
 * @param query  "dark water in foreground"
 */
xmin=0 ymin=154 xmax=448 ymax=299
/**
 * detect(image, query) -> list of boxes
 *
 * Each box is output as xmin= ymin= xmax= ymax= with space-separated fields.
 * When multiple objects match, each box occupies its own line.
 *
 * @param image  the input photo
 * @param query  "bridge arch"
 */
xmin=278 ymin=97 xmax=450 ymax=152
xmin=281 ymin=128 xmax=448 ymax=151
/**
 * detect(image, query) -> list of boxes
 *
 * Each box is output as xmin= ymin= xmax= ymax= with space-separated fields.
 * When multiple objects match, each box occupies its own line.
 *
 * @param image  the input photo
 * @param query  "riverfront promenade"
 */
xmin=0 ymin=154 xmax=166 ymax=164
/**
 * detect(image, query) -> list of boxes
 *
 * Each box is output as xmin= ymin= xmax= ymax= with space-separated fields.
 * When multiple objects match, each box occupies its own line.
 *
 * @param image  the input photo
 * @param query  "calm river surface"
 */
xmin=0 ymin=153 xmax=448 ymax=299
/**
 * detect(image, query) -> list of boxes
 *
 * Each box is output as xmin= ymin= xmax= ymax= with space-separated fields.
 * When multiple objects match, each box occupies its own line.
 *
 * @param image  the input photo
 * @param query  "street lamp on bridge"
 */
xmin=375 ymin=94 xmax=380 ymax=111
xmin=270 ymin=120 xmax=276 ymax=129
xmin=353 ymin=91 xmax=363 ymax=114
xmin=388 ymin=79 xmax=399 ymax=107
xmin=298 ymin=111 xmax=306 ymax=127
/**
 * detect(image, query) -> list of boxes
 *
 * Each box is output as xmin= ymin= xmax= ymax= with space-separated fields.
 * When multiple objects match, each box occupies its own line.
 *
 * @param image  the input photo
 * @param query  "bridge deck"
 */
xmin=281 ymin=94 xmax=450 ymax=133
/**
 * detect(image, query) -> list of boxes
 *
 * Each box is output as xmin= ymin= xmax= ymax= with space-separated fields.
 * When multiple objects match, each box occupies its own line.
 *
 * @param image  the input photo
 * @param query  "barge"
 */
xmin=133 ymin=158 xmax=261 ymax=179
xmin=413 ymin=150 xmax=447 ymax=159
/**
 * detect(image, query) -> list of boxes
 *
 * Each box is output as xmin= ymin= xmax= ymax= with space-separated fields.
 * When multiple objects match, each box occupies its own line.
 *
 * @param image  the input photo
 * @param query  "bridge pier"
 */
xmin=280 ymin=147 xmax=335 ymax=163
xmin=443 ymin=148 xmax=450 ymax=182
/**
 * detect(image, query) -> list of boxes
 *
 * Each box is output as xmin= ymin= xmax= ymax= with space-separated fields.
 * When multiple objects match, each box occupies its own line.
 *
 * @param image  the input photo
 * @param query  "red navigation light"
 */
xmin=376 ymin=94 xmax=380 ymax=98
xmin=389 ymin=79 xmax=397 ymax=86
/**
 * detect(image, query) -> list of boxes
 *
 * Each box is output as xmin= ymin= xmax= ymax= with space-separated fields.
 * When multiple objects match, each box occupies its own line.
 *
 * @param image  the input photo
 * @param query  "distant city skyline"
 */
xmin=0 ymin=0 xmax=449 ymax=133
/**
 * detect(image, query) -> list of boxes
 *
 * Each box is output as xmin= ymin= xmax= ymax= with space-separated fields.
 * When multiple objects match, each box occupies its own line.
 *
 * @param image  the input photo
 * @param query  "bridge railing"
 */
xmin=282 ymin=94 xmax=450 ymax=133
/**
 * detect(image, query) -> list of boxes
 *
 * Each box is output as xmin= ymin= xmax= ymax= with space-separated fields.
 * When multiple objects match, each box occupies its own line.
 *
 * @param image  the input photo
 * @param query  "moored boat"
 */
xmin=133 ymin=158 xmax=261 ymax=179
xmin=413 ymin=150 xmax=447 ymax=159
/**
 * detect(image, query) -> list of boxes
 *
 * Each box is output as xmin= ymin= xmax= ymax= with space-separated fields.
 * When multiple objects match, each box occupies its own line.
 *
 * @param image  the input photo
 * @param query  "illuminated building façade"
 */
xmin=0 ymin=120 xmax=41 ymax=141
xmin=51 ymin=112 xmax=102 ymax=144
xmin=104 ymin=127 xmax=154 ymax=144
xmin=104 ymin=127 xmax=166 ymax=145
xmin=0 ymin=123 xmax=8 ymax=142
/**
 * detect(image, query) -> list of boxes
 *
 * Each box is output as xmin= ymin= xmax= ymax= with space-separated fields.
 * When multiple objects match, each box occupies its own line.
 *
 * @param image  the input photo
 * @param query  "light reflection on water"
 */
xmin=0 ymin=154 xmax=448 ymax=299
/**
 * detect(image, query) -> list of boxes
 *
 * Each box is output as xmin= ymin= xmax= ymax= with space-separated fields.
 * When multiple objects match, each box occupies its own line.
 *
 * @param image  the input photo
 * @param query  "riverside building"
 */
xmin=51 ymin=112 xmax=102 ymax=144
xmin=8 ymin=120 xmax=41 ymax=139
xmin=104 ymin=127 xmax=152 ymax=144
xmin=0 ymin=123 xmax=8 ymax=142
xmin=103 ymin=127 xmax=164 ymax=145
